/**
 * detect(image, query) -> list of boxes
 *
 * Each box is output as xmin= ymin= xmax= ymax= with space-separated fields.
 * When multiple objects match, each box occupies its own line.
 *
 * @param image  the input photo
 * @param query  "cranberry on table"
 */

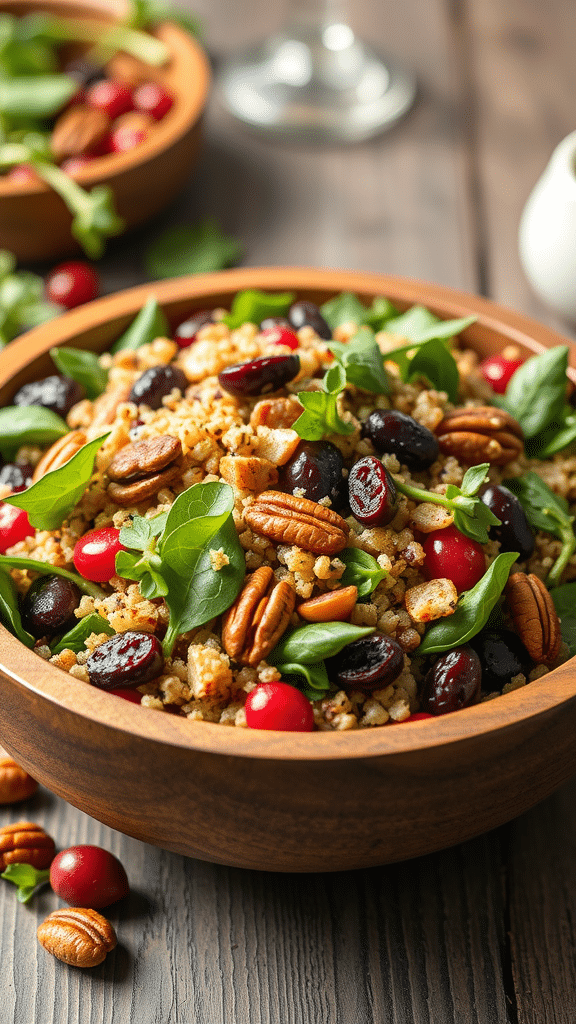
xmin=479 ymin=353 xmax=524 ymax=394
xmin=361 ymin=409 xmax=439 ymax=471
xmin=326 ymin=633 xmax=404 ymax=691
xmin=87 ymin=630 xmax=164 ymax=690
xmin=218 ymin=354 xmax=300 ymax=398
xmin=288 ymin=300 xmax=332 ymax=340
xmin=132 ymin=81 xmax=173 ymax=120
xmin=260 ymin=325 xmax=299 ymax=351
xmin=86 ymin=79 xmax=133 ymax=119
xmin=45 ymin=261 xmax=100 ymax=310
xmin=174 ymin=309 xmax=217 ymax=348
xmin=12 ymin=374 xmax=86 ymax=416
xmin=279 ymin=440 xmax=347 ymax=511
xmin=129 ymin=364 xmax=188 ymax=409
xmin=21 ymin=574 xmax=81 ymax=639
xmin=73 ymin=528 xmax=126 ymax=583
xmin=348 ymin=456 xmax=398 ymax=527
xmin=0 ymin=462 xmax=33 ymax=493
xmin=245 ymin=682 xmax=315 ymax=731
xmin=479 ymin=483 xmax=535 ymax=561
xmin=50 ymin=845 xmax=129 ymax=909
xmin=421 ymin=644 xmax=482 ymax=715
xmin=423 ymin=524 xmax=485 ymax=592
xmin=0 ymin=503 xmax=33 ymax=553
xmin=470 ymin=629 xmax=532 ymax=693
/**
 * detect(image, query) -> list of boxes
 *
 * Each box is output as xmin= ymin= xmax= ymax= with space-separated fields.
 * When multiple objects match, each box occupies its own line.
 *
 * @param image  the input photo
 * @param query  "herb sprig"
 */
xmin=1 ymin=862 xmax=50 ymax=904
xmin=292 ymin=362 xmax=355 ymax=441
xmin=503 ymin=472 xmax=576 ymax=587
xmin=393 ymin=463 xmax=499 ymax=543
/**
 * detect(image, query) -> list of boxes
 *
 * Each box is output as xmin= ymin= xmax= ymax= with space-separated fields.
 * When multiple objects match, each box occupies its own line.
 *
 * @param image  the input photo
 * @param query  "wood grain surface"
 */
xmin=2 ymin=0 xmax=576 ymax=1020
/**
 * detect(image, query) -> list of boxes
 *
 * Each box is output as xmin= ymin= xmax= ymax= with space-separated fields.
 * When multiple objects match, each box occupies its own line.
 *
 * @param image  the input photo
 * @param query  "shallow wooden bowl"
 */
xmin=0 ymin=0 xmax=211 ymax=262
xmin=0 ymin=267 xmax=575 ymax=872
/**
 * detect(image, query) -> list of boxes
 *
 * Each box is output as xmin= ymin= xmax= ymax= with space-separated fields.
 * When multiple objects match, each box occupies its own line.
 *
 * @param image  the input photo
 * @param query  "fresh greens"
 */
xmin=127 ymin=0 xmax=202 ymax=37
xmin=417 ymin=552 xmax=519 ymax=655
xmin=6 ymin=433 xmax=109 ymax=531
xmin=274 ymin=660 xmax=330 ymax=700
xmin=50 ymin=346 xmax=108 ymax=400
xmin=0 ymin=405 xmax=68 ymax=460
xmin=338 ymin=548 xmax=389 ymax=598
xmin=0 ymin=569 xmax=34 ymax=648
xmin=383 ymin=306 xmax=476 ymax=344
xmin=319 ymin=291 xmax=398 ymax=331
xmin=0 ymin=74 xmax=76 ymax=116
xmin=223 ymin=290 xmax=294 ymax=330
xmin=405 ymin=337 xmax=459 ymax=403
xmin=329 ymin=327 xmax=389 ymax=394
xmin=292 ymin=362 xmax=355 ymax=441
xmin=1 ymin=863 xmax=50 ymax=904
xmin=551 ymin=583 xmax=576 ymax=656
xmin=527 ymin=408 xmax=576 ymax=459
xmin=269 ymin=621 xmax=375 ymax=699
xmin=501 ymin=347 xmax=569 ymax=441
xmin=0 ymin=556 xmax=105 ymax=598
xmin=51 ymin=613 xmax=114 ymax=655
xmin=111 ymin=297 xmax=169 ymax=353
xmin=394 ymin=463 xmax=500 ymax=543
xmin=145 ymin=220 xmax=243 ymax=279
xmin=503 ymin=472 xmax=576 ymax=587
xmin=43 ymin=16 xmax=170 ymax=67
xmin=0 ymin=251 xmax=60 ymax=346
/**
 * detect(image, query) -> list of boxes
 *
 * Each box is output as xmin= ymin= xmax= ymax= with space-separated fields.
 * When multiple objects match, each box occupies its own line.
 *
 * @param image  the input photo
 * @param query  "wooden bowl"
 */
xmin=0 ymin=0 xmax=211 ymax=262
xmin=0 ymin=267 xmax=575 ymax=873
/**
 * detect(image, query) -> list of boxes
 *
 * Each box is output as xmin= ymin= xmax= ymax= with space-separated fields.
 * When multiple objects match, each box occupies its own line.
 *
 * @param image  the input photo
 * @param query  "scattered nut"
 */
xmin=38 ymin=907 xmax=117 ymax=968
xmin=297 ymin=585 xmax=358 ymax=622
xmin=244 ymin=491 xmax=349 ymax=555
xmin=0 ymin=821 xmax=55 ymax=870
xmin=0 ymin=756 xmax=38 ymax=804
xmin=32 ymin=431 xmax=87 ymax=482
xmin=505 ymin=571 xmax=562 ymax=665
xmin=435 ymin=406 xmax=523 ymax=465
xmin=222 ymin=565 xmax=296 ymax=666
xmin=51 ymin=105 xmax=111 ymax=162
xmin=107 ymin=434 xmax=183 ymax=506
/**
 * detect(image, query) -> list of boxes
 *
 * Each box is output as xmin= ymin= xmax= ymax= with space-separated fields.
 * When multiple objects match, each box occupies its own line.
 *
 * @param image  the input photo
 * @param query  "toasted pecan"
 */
xmin=107 ymin=435 xmax=183 ymax=506
xmin=244 ymin=491 xmax=349 ymax=555
xmin=51 ymin=105 xmax=111 ymax=161
xmin=32 ymin=430 xmax=87 ymax=482
xmin=222 ymin=565 xmax=296 ymax=666
xmin=0 ymin=821 xmax=55 ymax=870
xmin=0 ymin=757 xmax=38 ymax=804
xmin=435 ymin=405 xmax=523 ymax=465
xmin=38 ymin=907 xmax=117 ymax=968
xmin=505 ymin=572 xmax=562 ymax=665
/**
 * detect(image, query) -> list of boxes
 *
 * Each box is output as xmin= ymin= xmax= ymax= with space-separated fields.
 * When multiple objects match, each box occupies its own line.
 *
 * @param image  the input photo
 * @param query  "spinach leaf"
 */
xmin=364 ymin=296 xmax=399 ymax=329
xmin=394 ymin=463 xmax=499 ymax=544
xmin=144 ymin=220 xmax=243 ymax=278
xmin=269 ymin=621 xmax=375 ymax=666
xmin=503 ymin=472 xmax=576 ymax=586
xmin=0 ymin=568 xmax=34 ymax=648
xmin=6 ymin=433 xmax=108 ymax=531
xmin=526 ymin=406 xmax=576 ymax=459
xmin=111 ymin=296 xmax=169 ymax=353
xmin=1 ymin=863 xmax=50 ymax=904
xmin=502 ymin=347 xmax=569 ymax=440
xmin=0 ymin=405 xmax=68 ymax=460
xmin=338 ymin=548 xmax=389 ymax=598
xmin=50 ymin=346 xmax=108 ymax=400
xmin=384 ymin=307 xmax=476 ymax=344
xmin=405 ymin=337 xmax=459 ymax=403
xmin=50 ymin=613 xmax=114 ymax=655
xmin=417 ymin=552 xmax=519 ymax=654
xmin=0 ymin=74 xmax=76 ymax=116
xmin=329 ymin=327 xmax=389 ymax=394
xmin=223 ymin=290 xmax=294 ymax=329
xmin=275 ymin=660 xmax=330 ymax=700
xmin=293 ymin=362 xmax=355 ymax=441
xmin=0 ymin=555 xmax=105 ymax=598
xmin=320 ymin=292 xmax=372 ymax=330
xmin=551 ymin=582 xmax=576 ymax=656
xmin=117 ymin=512 xmax=169 ymax=599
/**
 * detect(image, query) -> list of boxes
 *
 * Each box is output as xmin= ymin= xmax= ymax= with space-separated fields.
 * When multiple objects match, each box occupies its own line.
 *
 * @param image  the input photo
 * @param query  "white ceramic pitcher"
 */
xmin=519 ymin=130 xmax=576 ymax=322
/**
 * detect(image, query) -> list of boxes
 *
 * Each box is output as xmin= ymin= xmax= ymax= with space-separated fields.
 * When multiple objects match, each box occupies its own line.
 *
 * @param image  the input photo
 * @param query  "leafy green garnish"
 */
xmin=503 ymin=472 xmax=576 ymax=587
xmin=0 ymin=74 xmax=75 ymax=116
xmin=319 ymin=291 xmax=398 ymax=331
xmin=0 ymin=568 xmax=34 ymax=647
xmin=418 ymin=552 xmax=519 ymax=655
xmin=269 ymin=621 xmax=375 ymax=699
xmin=127 ymin=0 xmax=202 ymax=37
xmin=338 ymin=548 xmax=389 ymax=598
xmin=405 ymin=337 xmax=459 ymax=403
xmin=111 ymin=296 xmax=169 ymax=353
xmin=145 ymin=220 xmax=243 ymax=279
xmin=0 ymin=250 xmax=60 ymax=346
xmin=50 ymin=346 xmax=108 ymax=400
xmin=527 ymin=407 xmax=576 ymax=459
xmin=44 ymin=16 xmax=170 ymax=67
xmin=551 ymin=582 xmax=576 ymax=656
xmin=384 ymin=306 xmax=476 ymax=344
xmin=501 ymin=347 xmax=569 ymax=441
xmin=329 ymin=326 xmax=389 ymax=394
xmin=50 ymin=613 xmax=114 ymax=655
xmin=292 ymin=362 xmax=355 ymax=441
xmin=394 ymin=463 xmax=499 ymax=543
xmin=275 ymin=660 xmax=330 ymax=701
xmin=1 ymin=862 xmax=50 ymax=904
xmin=0 ymin=405 xmax=68 ymax=460
xmin=0 ymin=555 xmax=105 ymax=598
xmin=223 ymin=290 xmax=294 ymax=330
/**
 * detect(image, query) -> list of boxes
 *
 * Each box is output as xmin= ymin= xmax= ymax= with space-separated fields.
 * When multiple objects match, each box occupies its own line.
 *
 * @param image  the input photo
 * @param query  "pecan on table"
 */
xmin=435 ymin=406 xmax=523 ymax=465
xmin=32 ymin=430 xmax=87 ymax=483
xmin=106 ymin=434 xmax=183 ymax=506
xmin=222 ymin=565 xmax=296 ymax=666
xmin=0 ymin=756 xmax=38 ymax=804
xmin=244 ymin=491 xmax=349 ymax=555
xmin=0 ymin=821 xmax=55 ymax=870
xmin=38 ymin=907 xmax=117 ymax=968
xmin=51 ymin=105 xmax=111 ymax=161
xmin=505 ymin=571 xmax=562 ymax=665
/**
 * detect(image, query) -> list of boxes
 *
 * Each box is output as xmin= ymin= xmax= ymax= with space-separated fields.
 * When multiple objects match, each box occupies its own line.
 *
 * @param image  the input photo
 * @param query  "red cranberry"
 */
xmin=288 ymin=301 xmax=332 ymax=340
xmin=260 ymin=325 xmax=299 ymax=351
xmin=174 ymin=309 xmax=216 ymax=348
xmin=5 ymin=164 xmax=40 ymax=184
xmin=421 ymin=645 xmax=482 ymax=715
xmin=348 ymin=456 xmax=397 ymax=527
xmin=45 ymin=261 xmax=100 ymax=309
xmin=279 ymin=440 xmax=347 ymax=511
xmin=87 ymin=630 xmax=164 ymax=690
xmin=107 ymin=687 xmax=142 ymax=703
xmin=479 ymin=354 xmax=524 ymax=394
xmin=0 ymin=503 xmax=33 ymax=553
xmin=21 ymin=575 xmax=81 ymax=639
xmin=132 ymin=81 xmax=173 ymax=120
xmin=60 ymin=155 xmax=96 ymax=175
xmin=13 ymin=374 xmax=85 ymax=415
xmin=108 ymin=125 xmax=146 ymax=153
xmin=423 ymin=524 xmax=485 ymax=592
xmin=405 ymin=712 xmax=434 ymax=721
xmin=479 ymin=483 xmax=535 ymax=561
xmin=0 ymin=463 xmax=33 ymax=492
xmin=245 ymin=682 xmax=314 ymax=731
xmin=73 ymin=528 xmax=126 ymax=583
xmin=361 ymin=409 xmax=439 ymax=471
xmin=326 ymin=633 xmax=404 ymax=691
xmin=50 ymin=845 xmax=129 ymax=908
xmin=86 ymin=79 xmax=133 ymax=118
xmin=129 ymin=364 xmax=188 ymax=409
xmin=218 ymin=354 xmax=300 ymax=397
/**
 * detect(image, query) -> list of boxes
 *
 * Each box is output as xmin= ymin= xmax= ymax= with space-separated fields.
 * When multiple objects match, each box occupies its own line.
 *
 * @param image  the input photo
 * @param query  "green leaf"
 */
xmin=292 ymin=388 xmax=354 ymax=441
xmin=50 ymin=346 xmax=108 ymax=400
xmin=320 ymin=291 xmax=370 ymax=330
xmin=276 ymin=660 xmax=330 ymax=700
xmin=1 ymin=862 xmax=50 ymax=904
xmin=160 ymin=480 xmax=234 ymax=547
xmin=0 ymin=568 xmax=34 ymax=647
xmin=502 ymin=347 xmax=569 ymax=440
xmin=127 ymin=1 xmax=202 ymax=36
xmin=117 ymin=513 xmax=169 ymax=598
xmin=364 ymin=296 xmax=399 ymax=329
xmin=0 ymin=74 xmax=75 ymax=116
xmin=551 ymin=582 xmax=576 ymax=656
xmin=526 ymin=406 xmax=576 ymax=459
xmin=384 ymin=307 xmax=476 ymax=344
xmin=329 ymin=327 xmax=389 ymax=394
xmin=0 ymin=555 xmax=104 ymax=598
xmin=111 ymin=297 xmax=169 ymax=353
xmin=503 ymin=471 xmax=576 ymax=586
xmin=418 ymin=552 xmax=520 ymax=654
xmin=394 ymin=465 xmax=499 ymax=544
xmin=406 ymin=337 xmax=459 ymax=403
xmin=460 ymin=463 xmax=491 ymax=496
xmin=0 ymin=405 xmax=68 ymax=460
xmin=338 ymin=547 xmax=389 ymax=598
xmin=269 ymin=621 xmax=375 ymax=666
xmin=43 ymin=16 xmax=170 ymax=67
xmin=223 ymin=290 xmax=294 ymax=330
xmin=6 ymin=433 xmax=108 ymax=530
xmin=30 ymin=162 xmax=124 ymax=260
xmin=51 ymin=613 xmax=114 ymax=654
xmin=145 ymin=220 xmax=243 ymax=278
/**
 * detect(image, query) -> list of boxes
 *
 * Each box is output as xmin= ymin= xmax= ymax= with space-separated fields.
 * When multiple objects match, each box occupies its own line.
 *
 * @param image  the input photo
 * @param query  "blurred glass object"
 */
xmin=218 ymin=0 xmax=416 ymax=142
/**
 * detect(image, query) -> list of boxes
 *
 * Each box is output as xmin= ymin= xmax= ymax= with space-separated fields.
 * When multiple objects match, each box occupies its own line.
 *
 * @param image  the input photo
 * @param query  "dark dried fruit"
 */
xmin=326 ymin=633 xmax=404 ymax=691
xmin=361 ymin=409 xmax=439 ymax=471
xmin=174 ymin=309 xmax=216 ymax=348
xmin=479 ymin=483 xmax=535 ymax=561
xmin=279 ymin=440 xmax=347 ymax=511
xmin=218 ymin=354 xmax=300 ymax=397
xmin=0 ymin=463 xmax=33 ymax=492
xmin=86 ymin=630 xmax=164 ymax=690
xmin=288 ymin=300 xmax=332 ymax=340
xmin=129 ymin=365 xmax=188 ymax=410
xmin=421 ymin=644 xmax=481 ymax=715
xmin=21 ymin=575 xmax=81 ymax=639
xmin=13 ymin=375 xmax=86 ymax=417
xmin=470 ymin=629 xmax=532 ymax=693
xmin=348 ymin=456 xmax=397 ymax=527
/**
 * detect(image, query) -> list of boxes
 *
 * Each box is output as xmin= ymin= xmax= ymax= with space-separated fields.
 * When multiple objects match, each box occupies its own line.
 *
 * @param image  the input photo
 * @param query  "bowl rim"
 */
xmin=0 ymin=264 xmax=575 ymax=762
xmin=0 ymin=0 xmax=211 ymax=195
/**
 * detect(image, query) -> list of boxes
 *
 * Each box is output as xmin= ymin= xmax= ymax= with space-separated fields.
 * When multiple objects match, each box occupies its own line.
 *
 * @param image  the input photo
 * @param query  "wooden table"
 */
xmin=2 ymin=0 xmax=576 ymax=1020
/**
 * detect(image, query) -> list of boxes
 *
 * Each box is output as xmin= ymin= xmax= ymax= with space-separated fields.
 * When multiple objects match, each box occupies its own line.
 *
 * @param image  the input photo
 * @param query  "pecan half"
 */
xmin=244 ymin=491 xmax=349 ymax=555
xmin=51 ymin=105 xmax=111 ymax=161
xmin=0 ymin=756 xmax=38 ymax=804
xmin=435 ymin=406 xmax=523 ymax=465
xmin=106 ymin=434 xmax=182 ymax=506
xmin=32 ymin=430 xmax=87 ymax=483
xmin=0 ymin=821 xmax=55 ymax=870
xmin=38 ymin=907 xmax=117 ymax=968
xmin=222 ymin=565 xmax=296 ymax=666
xmin=505 ymin=572 xmax=562 ymax=665
xmin=88 ymin=382 xmax=133 ymax=435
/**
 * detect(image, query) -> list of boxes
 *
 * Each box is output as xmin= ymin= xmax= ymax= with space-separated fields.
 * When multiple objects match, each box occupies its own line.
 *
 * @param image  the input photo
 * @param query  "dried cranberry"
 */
xmin=0 ymin=463 xmax=33 ymax=492
xmin=326 ymin=633 xmax=404 ymax=691
xmin=421 ymin=645 xmax=481 ymax=715
xmin=279 ymin=440 xmax=347 ymax=511
xmin=86 ymin=79 xmax=133 ymax=119
xmin=479 ymin=483 xmax=535 ymax=561
xmin=479 ymin=354 xmax=524 ymax=394
xmin=245 ymin=682 xmax=315 ymax=731
xmin=174 ymin=309 xmax=216 ymax=348
xmin=260 ymin=325 xmax=299 ymax=351
xmin=423 ymin=525 xmax=485 ymax=592
xmin=348 ymin=456 xmax=397 ymax=527
xmin=361 ymin=409 xmax=439 ymax=471
xmin=288 ymin=301 xmax=332 ymax=339
xmin=129 ymin=364 xmax=188 ymax=409
xmin=218 ymin=354 xmax=300 ymax=397
xmin=13 ymin=374 xmax=86 ymax=417
xmin=87 ymin=630 xmax=164 ymax=690
xmin=470 ymin=629 xmax=532 ymax=693
xmin=21 ymin=575 xmax=81 ymax=639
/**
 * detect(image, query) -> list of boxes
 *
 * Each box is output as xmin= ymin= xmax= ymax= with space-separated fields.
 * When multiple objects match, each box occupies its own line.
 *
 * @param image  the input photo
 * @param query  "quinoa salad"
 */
xmin=0 ymin=288 xmax=574 ymax=732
